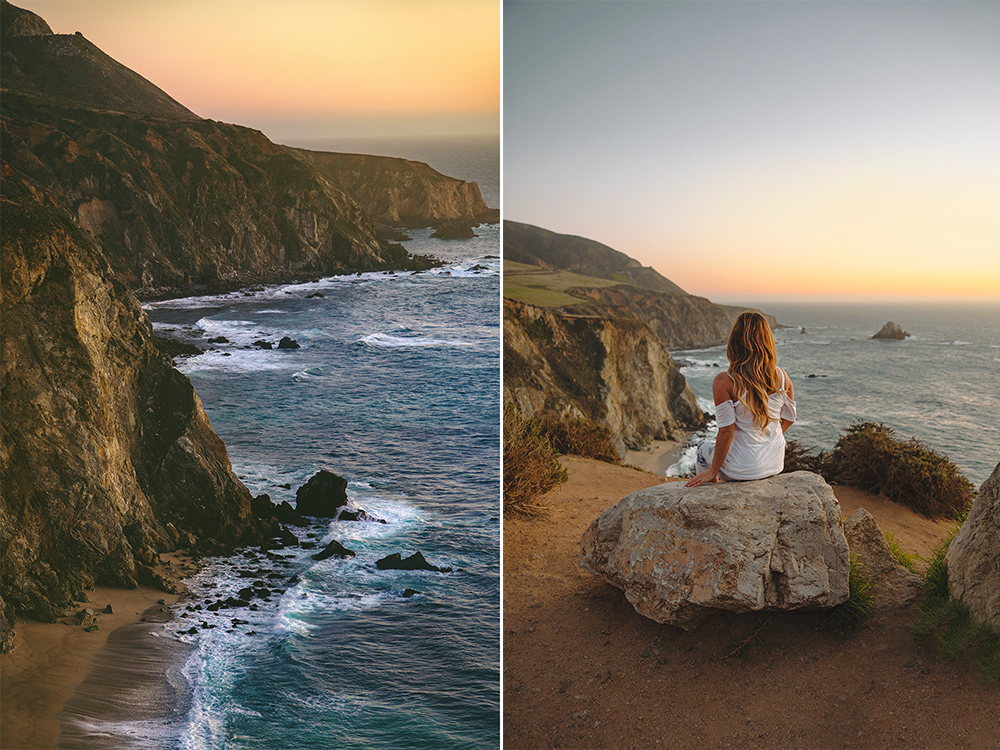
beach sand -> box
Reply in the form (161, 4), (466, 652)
(504, 455), (998, 750)
(624, 438), (686, 477)
(0, 552), (197, 750)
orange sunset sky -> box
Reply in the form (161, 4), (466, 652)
(505, 1), (1000, 302)
(17, 0), (500, 141)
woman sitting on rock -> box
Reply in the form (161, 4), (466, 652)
(686, 311), (796, 486)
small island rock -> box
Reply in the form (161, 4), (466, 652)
(871, 321), (910, 340)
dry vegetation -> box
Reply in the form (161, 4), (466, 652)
(503, 403), (566, 517)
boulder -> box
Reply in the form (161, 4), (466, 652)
(844, 508), (923, 608)
(277, 336), (300, 349)
(337, 507), (388, 524)
(946, 460), (1000, 629)
(312, 539), (357, 561)
(871, 321), (910, 340)
(375, 551), (452, 573)
(295, 470), (349, 517)
(579, 472), (850, 630)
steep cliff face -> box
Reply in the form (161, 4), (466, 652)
(1, 91), (431, 290)
(567, 286), (778, 350)
(293, 149), (499, 229)
(1, 198), (262, 651)
(504, 299), (707, 453)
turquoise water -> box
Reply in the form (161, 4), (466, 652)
(135, 139), (499, 750)
(671, 300), (1000, 488)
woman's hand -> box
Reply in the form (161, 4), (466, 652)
(685, 469), (719, 487)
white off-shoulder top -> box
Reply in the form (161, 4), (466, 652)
(715, 368), (797, 481)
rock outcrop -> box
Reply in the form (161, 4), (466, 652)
(295, 470), (350, 517)
(946, 460), (1000, 629)
(1, 198), (262, 651)
(504, 298), (707, 454)
(871, 321), (910, 340)
(293, 149), (499, 229)
(844, 508), (923, 608)
(579, 472), (850, 630)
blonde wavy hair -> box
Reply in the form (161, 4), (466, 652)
(727, 312), (781, 432)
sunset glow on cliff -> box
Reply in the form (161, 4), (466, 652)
(18, 0), (500, 140)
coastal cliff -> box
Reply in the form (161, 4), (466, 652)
(292, 149), (499, 229)
(504, 299), (707, 453)
(1, 2), (497, 294)
(1, 198), (262, 652)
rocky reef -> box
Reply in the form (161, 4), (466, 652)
(1, 198), (262, 651)
(871, 321), (910, 340)
(504, 299), (707, 455)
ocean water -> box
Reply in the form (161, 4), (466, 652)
(669, 300), (1000, 489)
(122, 139), (499, 750)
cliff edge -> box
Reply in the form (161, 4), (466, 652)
(0, 198), (262, 651)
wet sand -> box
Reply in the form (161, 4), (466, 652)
(0, 553), (197, 750)
(624, 438), (686, 476)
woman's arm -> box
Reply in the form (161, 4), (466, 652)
(779, 367), (795, 434)
(686, 373), (736, 487)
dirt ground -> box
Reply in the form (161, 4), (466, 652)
(503, 456), (999, 750)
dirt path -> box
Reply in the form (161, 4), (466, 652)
(503, 456), (998, 750)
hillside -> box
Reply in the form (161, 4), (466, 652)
(1, 1), (497, 293)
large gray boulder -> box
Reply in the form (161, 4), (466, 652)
(946, 461), (1000, 629)
(844, 508), (923, 608)
(579, 472), (850, 630)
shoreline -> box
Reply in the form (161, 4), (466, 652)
(624, 437), (687, 476)
(0, 552), (197, 750)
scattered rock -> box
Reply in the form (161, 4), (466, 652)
(946, 460), (1000, 629)
(844, 508), (923, 608)
(402, 588), (420, 597)
(431, 220), (476, 239)
(207, 336), (229, 344)
(252, 339), (273, 349)
(295, 470), (349, 517)
(871, 321), (910, 340)
(277, 336), (300, 349)
(375, 551), (452, 573)
(337, 507), (388, 524)
(312, 539), (357, 561)
(103, 604), (114, 614)
(306, 292), (325, 299)
(579, 472), (851, 630)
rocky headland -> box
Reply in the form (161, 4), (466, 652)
(1, 1), (498, 297)
(503, 220), (776, 451)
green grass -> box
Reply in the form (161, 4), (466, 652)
(503, 263), (623, 307)
(814, 554), (877, 635)
(884, 532), (920, 573)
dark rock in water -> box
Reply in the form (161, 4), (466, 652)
(274, 501), (309, 527)
(337, 508), (388, 524)
(153, 335), (202, 357)
(253, 339), (273, 349)
(871, 321), (910, 340)
(295, 470), (349, 517)
(251, 493), (276, 519)
(277, 336), (300, 349)
(402, 589), (419, 597)
(375, 551), (452, 573)
(207, 336), (229, 344)
(431, 220), (476, 239)
(306, 292), (325, 299)
(312, 539), (357, 561)
(800, 327), (807, 334)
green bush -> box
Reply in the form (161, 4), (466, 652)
(503, 403), (567, 517)
(538, 414), (620, 463)
(826, 422), (975, 519)
(783, 422), (974, 520)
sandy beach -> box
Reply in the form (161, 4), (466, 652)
(504, 455), (999, 750)
(0, 552), (198, 750)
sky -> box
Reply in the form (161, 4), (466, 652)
(504, 1), (1000, 302)
(17, 0), (500, 142)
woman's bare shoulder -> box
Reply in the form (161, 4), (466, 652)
(712, 371), (736, 400)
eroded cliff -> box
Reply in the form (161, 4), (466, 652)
(292, 149), (499, 229)
(504, 299), (707, 454)
(0, 198), (262, 651)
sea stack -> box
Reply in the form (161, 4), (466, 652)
(871, 321), (910, 340)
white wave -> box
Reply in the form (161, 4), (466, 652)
(175, 349), (300, 375)
(357, 332), (472, 349)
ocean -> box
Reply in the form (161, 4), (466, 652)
(670, 300), (1000, 489)
(72, 137), (499, 749)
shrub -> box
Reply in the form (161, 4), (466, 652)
(503, 402), (566, 517)
(825, 422), (975, 520)
(782, 439), (829, 475)
(538, 414), (620, 463)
